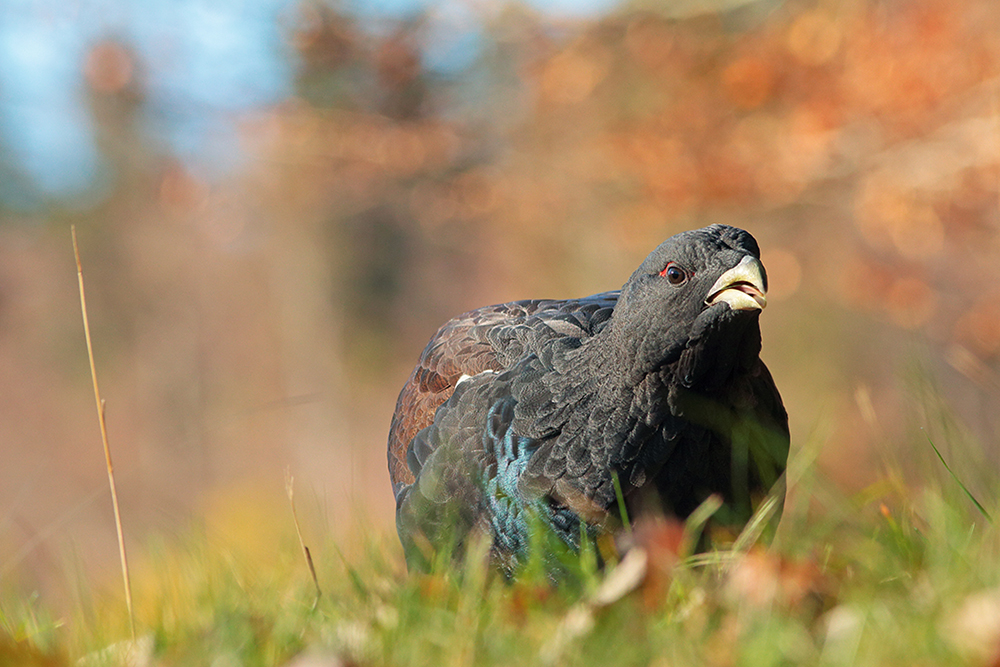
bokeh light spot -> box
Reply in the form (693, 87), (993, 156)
(539, 47), (610, 105)
(722, 56), (774, 110)
(84, 40), (134, 94)
(786, 10), (842, 66)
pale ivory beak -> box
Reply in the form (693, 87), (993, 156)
(705, 255), (767, 311)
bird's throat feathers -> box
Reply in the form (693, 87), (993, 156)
(572, 297), (763, 394)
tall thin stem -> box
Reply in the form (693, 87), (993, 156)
(72, 226), (135, 640)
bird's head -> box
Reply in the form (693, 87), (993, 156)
(610, 225), (769, 372)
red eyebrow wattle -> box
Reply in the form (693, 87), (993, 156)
(659, 262), (691, 277)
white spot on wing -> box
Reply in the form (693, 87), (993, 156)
(456, 370), (495, 387)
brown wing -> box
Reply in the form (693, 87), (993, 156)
(387, 307), (510, 495)
(387, 294), (618, 498)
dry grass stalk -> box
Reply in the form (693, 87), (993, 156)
(286, 468), (322, 606)
(72, 225), (136, 640)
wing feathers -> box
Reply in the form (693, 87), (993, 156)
(388, 293), (618, 497)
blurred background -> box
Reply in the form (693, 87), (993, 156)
(2, 0), (1000, 606)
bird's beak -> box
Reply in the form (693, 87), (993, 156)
(705, 255), (767, 311)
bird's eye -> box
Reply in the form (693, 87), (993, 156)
(659, 263), (688, 285)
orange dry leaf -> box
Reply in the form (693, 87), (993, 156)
(725, 549), (827, 611)
(622, 516), (686, 609)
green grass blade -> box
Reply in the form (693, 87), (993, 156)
(681, 494), (723, 554)
(923, 429), (992, 524)
(611, 471), (631, 534)
(732, 492), (781, 553)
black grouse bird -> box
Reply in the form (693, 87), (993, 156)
(388, 224), (788, 572)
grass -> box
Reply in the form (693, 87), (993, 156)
(2, 450), (999, 667)
(7, 270), (1000, 667)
